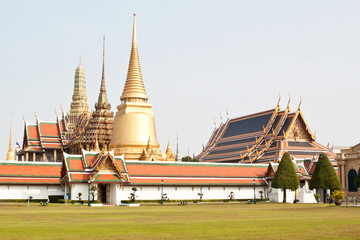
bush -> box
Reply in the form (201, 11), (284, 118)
(331, 190), (345, 201)
(121, 200), (139, 204)
(48, 195), (64, 203)
(314, 194), (320, 203)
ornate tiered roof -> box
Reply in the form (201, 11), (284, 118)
(199, 99), (336, 163)
(18, 112), (68, 154)
(60, 150), (129, 184)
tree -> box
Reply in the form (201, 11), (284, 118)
(271, 152), (300, 203)
(181, 156), (199, 162)
(128, 187), (138, 202)
(354, 167), (360, 189)
(309, 153), (341, 202)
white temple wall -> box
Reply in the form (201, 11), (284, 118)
(70, 183), (89, 201)
(109, 183), (118, 205)
(115, 185), (266, 204)
(0, 185), (63, 200)
(268, 181), (317, 203)
(298, 181), (317, 203)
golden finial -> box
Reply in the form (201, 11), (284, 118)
(94, 135), (100, 152)
(79, 56), (82, 66)
(220, 112), (223, 122)
(34, 111), (38, 120)
(55, 108), (58, 117)
(132, 13), (137, 44)
(298, 96), (302, 111)
(214, 118), (216, 128)
(166, 138), (171, 154)
(22, 114), (26, 121)
(226, 107), (229, 119)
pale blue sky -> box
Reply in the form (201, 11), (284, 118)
(1, 1), (360, 159)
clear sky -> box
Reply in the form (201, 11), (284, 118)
(1, 1), (360, 159)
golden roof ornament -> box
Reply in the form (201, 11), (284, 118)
(94, 136), (100, 152)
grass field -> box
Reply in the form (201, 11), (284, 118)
(0, 202), (359, 240)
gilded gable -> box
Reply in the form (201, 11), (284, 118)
(98, 157), (117, 172)
(287, 118), (311, 141)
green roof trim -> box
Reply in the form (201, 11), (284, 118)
(0, 162), (61, 167)
(125, 162), (268, 168)
(0, 174), (59, 178)
(128, 183), (267, 186)
(130, 174), (264, 178)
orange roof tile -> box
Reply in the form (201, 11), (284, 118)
(0, 163), (61, 177)
(39, 123), (60, 137)
(126, 162), (268, 178)
(130, 177), (266, 185)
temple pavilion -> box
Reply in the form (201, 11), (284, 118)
(199, 99), (336, 164)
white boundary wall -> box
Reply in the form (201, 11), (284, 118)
(268, 180), (317, 203)
(0, 185), (64, 200)
(111, 185), (267, 206)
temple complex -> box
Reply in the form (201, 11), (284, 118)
(199, 98), (336, 164)
(109, 14), (174, 161)
(1, 14), (338, 204)
(65, 37), (114, 154)
(66, 57), (90, 140)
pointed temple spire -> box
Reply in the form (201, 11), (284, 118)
(6, 113), (15, 161)
(70, 56), (89, 113)
(97, 36), (109, 105)
(120, 13), (148, 101)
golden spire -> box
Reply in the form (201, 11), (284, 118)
(120, 13), (148, 101)
(6, 113), (15, 161)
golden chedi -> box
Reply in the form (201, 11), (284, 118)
(110, 14), (174, 161)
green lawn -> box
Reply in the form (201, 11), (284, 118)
(0, 202), (359, 239)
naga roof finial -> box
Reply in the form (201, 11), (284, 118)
(287, 94), (291, 110)
(277, 92), (281, 108)
(298, 96), (302, 111)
